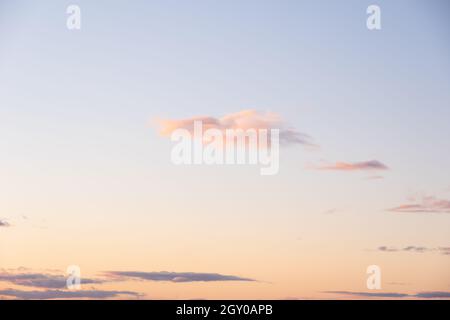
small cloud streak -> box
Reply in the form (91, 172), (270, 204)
(105, 271), (256, 283)
(313, 160), (388, 172)
(322, 208), (338, 215)
(364, 175), (384, 180)
(388, 196), (450, 214)
(325, 291), (450, 299)
(377, 246), (399, 252)
(0, 219), (10, 227)
(403, 246), (430, 253)
(154, 109), (316, 147)
(376, 246), (450, 256)
(0, 289), (139, 300)
(325, 291), (409, 298)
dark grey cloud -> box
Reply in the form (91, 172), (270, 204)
(388, 196), (450, 213)
(326, 291), (450, 299)
(376, 246), (450, 255)
(0, 289), (138, 300)
(414, 292), (450, 298)
(1, 269), (256, 290)
(105, 271), (256, 283)
(0, 219), (10, 227)
(0, 271), (103, 289)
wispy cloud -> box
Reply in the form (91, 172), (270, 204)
(325, 291), (450, 299)
(322, 208), (339, 215)
(364, 175), (384, 180)
(388, 196), (450, 213)
(0, 219), (10, 227)
(402, 246), (431, 253)
(154, 109), (316, 147)
(376, 246), (450, 256)
(0, 289), (139, 300)
(377, 246), (399, 252)
(0, 270), (103, 289)
(105, 271), (256, 283)
(312, 160), (388, 172)
(325, 291), (409, 298)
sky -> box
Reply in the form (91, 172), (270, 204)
(0, 0), (449, 299)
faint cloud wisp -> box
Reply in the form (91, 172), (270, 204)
(388, 196), (450, 214)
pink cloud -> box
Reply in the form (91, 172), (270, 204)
(154, 109), (316, 147)
(313, 160), (388, 172)
(388, 196), (450, 214)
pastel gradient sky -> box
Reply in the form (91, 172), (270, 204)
(0, 0), (449, 299)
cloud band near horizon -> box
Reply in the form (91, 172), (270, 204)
(105, 271), (256, 283)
